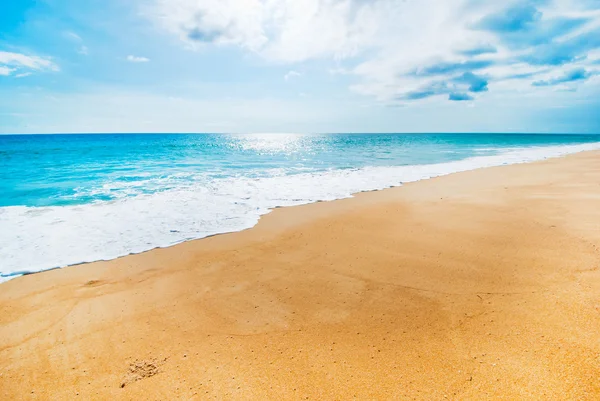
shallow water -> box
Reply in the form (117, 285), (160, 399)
(1, 133), (599, 280)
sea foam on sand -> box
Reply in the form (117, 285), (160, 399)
(1, 142), (599, 281)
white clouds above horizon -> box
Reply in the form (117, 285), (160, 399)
(0, 51), (59, 78)
(0, 66), (16, 76)
(63, 31), (90, 56)
(2, 0), (600, 134)
(147, 0), (600, 103)
(284, 70), (301, 81)
(63, 31), (83, 42)
(127, 55), (150, 63)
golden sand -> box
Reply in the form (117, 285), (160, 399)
(1, 151), (599, 400)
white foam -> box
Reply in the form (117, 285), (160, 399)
(1, 142), (599, 282)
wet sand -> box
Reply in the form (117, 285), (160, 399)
(1, 151), (599, 400)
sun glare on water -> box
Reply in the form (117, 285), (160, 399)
(227, 133), (317, 154)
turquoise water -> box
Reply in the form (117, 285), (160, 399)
(1, 133), (599, 280)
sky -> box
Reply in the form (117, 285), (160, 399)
(0, 0), (599, 134)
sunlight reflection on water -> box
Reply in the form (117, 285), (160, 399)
(227, 133), (319, 154)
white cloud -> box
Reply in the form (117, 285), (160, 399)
(148, 0), (268, 51)
(284, 70), (301, 81)
(147, 0), (386, 61)
(63, 31), (90, 55)
(0, 66), (15, 76)
(143, 0), (600, 103)
(127, 55), (150, 63)
(0, 51), (59, 70)
(64, 31), (83, 42)
(0, 51), (59, 77)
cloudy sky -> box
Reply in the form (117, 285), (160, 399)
(1, 0), (599, 133)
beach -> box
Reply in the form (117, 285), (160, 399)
(1, 150), (599, 400)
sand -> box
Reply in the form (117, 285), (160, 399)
(1, 151), (599, 400)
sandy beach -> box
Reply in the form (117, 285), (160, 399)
(1, 151), (599, 400)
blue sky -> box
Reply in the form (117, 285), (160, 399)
(1, 0), (599, 133)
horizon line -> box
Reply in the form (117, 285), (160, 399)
(1, 132), (600, 136)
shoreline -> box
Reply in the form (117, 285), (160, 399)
(1, 150), (600, 399)
(2, 143), (600, 283)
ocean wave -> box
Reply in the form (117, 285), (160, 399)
(1, 142), (599, 282)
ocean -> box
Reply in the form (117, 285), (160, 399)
(1, 133), (599, 281)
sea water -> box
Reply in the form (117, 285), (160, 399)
(1, 133), (599, 281)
